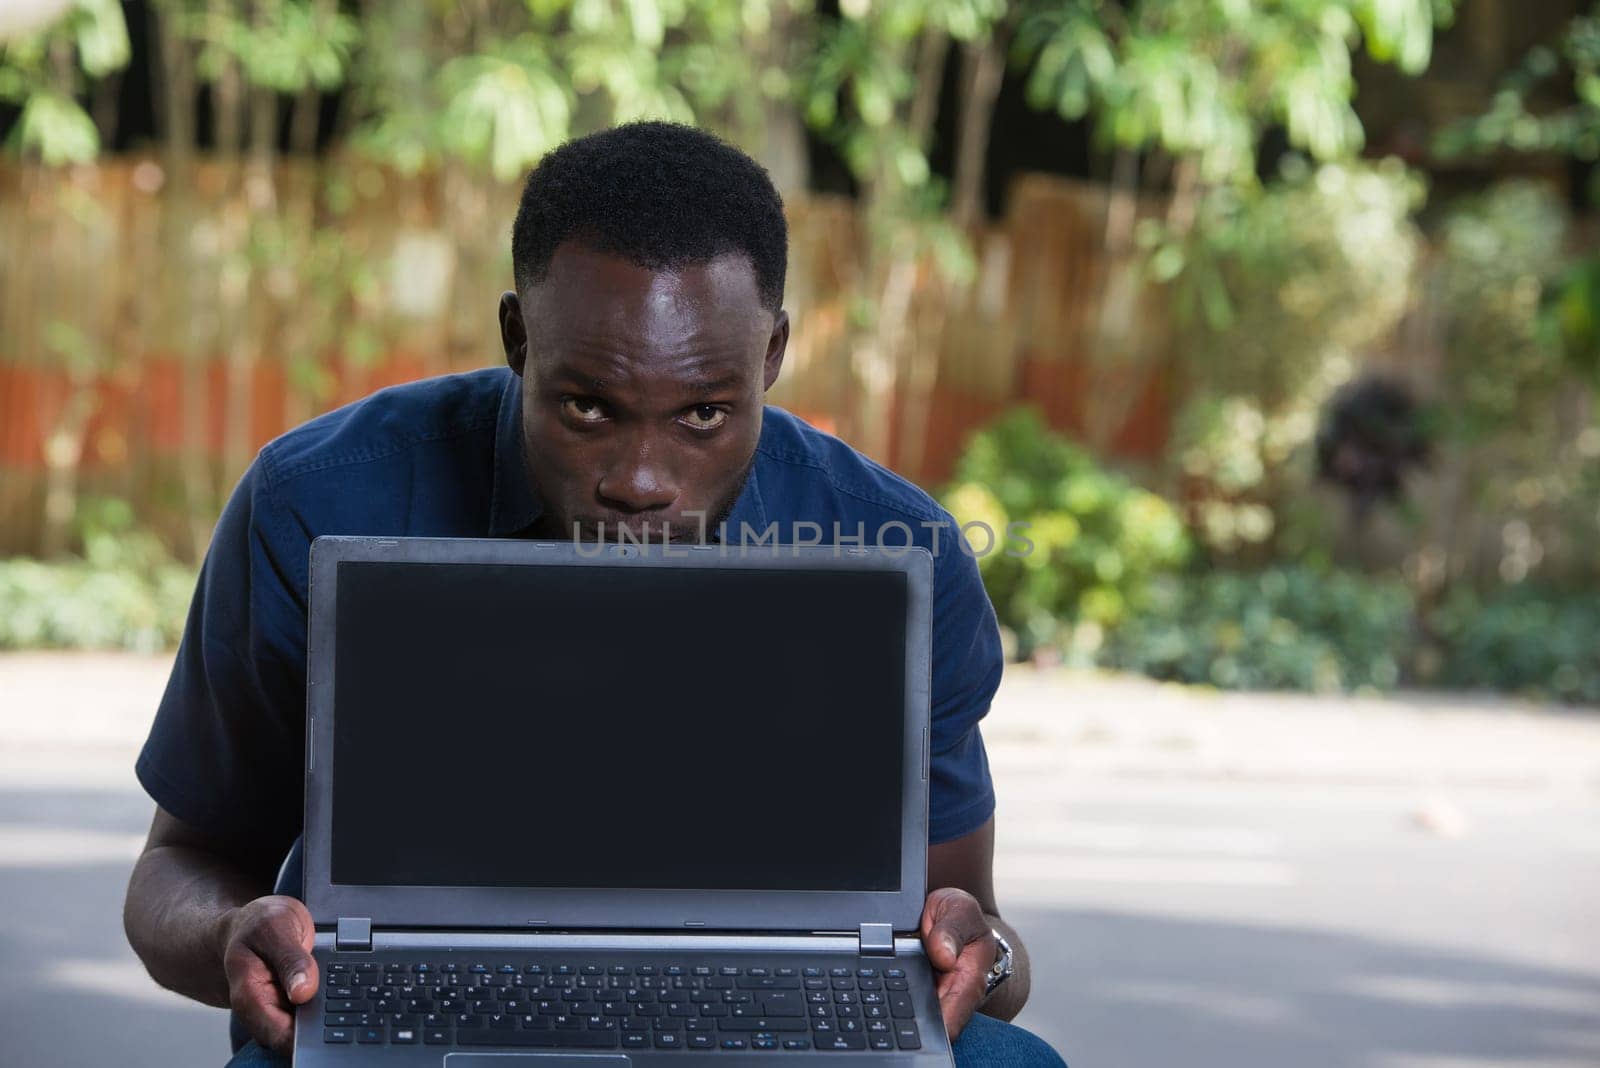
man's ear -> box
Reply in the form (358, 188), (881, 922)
(500, 291), (528, 376)
(762, 310), (790, 392)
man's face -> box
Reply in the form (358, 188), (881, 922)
(499, 242), (789, 542)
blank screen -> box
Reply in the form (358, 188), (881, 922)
(330, 560), (906, 891)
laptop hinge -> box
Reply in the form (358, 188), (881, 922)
(336, 917), (373, 952)
(857, 923), (895, 957)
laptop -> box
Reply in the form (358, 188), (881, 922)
(294, 535), (951, 1066)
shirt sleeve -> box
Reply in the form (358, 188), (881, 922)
(926, 524), (1005, 845)
(135, 458), (309, 864)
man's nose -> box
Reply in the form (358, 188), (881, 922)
(596, 446), (678, 513)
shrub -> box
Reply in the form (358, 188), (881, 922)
(1100, 566), (1415, 693)
(1429, 584), (1600, 704)
(0, 500), (195, 652)
(942, 409), (1190, 657)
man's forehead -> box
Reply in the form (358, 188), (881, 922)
(526, 243), (765, 322)
(523, 246), (770, 383)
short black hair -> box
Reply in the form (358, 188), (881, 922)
(511, 122), (788, 311)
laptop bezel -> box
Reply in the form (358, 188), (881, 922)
(301, 535), (933, 934)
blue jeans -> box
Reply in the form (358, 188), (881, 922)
(226, 1013), (1066, 1067)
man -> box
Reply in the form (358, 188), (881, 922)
(123, 122), (1065, 1067)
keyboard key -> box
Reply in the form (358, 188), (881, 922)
(889, 994), (915, 1018)
(459, 1029), (619, 1048)
(654, 1032), (683, 1048)
(816, 1033), (866, 1050)
(871, 1035), (895, 1050)
(721, 1039), (747, 1050)
(783, 1038), (811, 1050)
(718, 1018), (809, 1032)
(424, 1028), (451, 1044)
(391, 1028), (417, 1044)
(895, 1022), (922, 1050)
(323, 1028), (352, 1044)
(357, 1028), (384, 1044)
(689, 1033), (716, 1048)
(623, 1033), (649, 1049)
(760, 992), (806, 1016)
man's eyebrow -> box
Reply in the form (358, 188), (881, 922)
(544, 365), (745, 396)
(680, 375), (744, 395)
(545, 366), (612, 393)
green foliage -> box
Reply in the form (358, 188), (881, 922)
(0, 500), (195, 653)
(1167, 159), (1423, 554)
(1429, 584), (1600, 704)
(189, 0), (358, 93)
(1101, 566), (1414, 692)
(942, 409), (1190, 656)
(1014, 0), (1453, 188)
(1436, 2), (1600, 168)
(1436, 181), (1569, 437)
(438, 43), (575, 181)
(0, 0), (128, 163)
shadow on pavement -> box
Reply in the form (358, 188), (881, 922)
(1013, 905), (1600, 1068)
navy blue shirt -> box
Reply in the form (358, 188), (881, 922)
(136, 367), (1004, 879)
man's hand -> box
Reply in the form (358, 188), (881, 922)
(219, 895), (319, 1055)
(918, 886), (997, 1041)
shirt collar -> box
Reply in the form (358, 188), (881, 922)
(718, 422), (771, 540)
(488, 371), (545, 537)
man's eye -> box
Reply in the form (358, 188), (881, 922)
(682, 405), (728, 431)
(562, 397), (608, 423)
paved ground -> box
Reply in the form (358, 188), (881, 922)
(2, 652), (1598, 1067)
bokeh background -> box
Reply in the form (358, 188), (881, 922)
(1, 0), (1598, 1066)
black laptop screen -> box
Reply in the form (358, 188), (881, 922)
(329, 559), (907, 892)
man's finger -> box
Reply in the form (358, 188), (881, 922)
(243, 899), (319, 1003)
(228, 953), (297, 1054)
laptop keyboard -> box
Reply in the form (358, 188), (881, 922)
(319, 958), (924, 1052)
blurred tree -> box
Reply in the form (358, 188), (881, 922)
(0, 0), (128, 557)
(1013, 0), (1454, 451)
(0, 0), (126, 165)
(799, 0), (1004, 460)
(1433, 8), (1600, 592)
(1435, 2), (1600, 185)
(1168, 159), (1424, 560)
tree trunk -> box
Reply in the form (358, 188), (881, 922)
(951, 38), (1004, 231)
(1083, 147), (1144, 451)
(154, 0), (215, 560)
